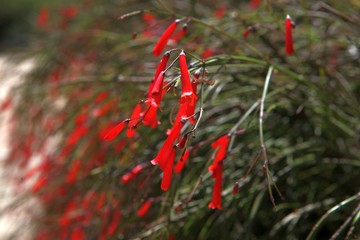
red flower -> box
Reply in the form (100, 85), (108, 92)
(208, 135), (230, 173)
(31, 176), (48, 193)
(179, 51), (195, 103)
(148, 52), (170, 98)
(249, 0), (261, 9)
(174, 149), (190, 174)
(121, 164), (144, 184)
(126, 103), (143, 138)
(285, 14), (295, 55)
(107, 210), (121, 236)
(161, 148), (176, 191)
(152, 121), (183, 170)
(66, 159), (82, 183)
(153, 20), (179, 56)
(70, 227), (85, 240)
(137, 200), (152, 217)
(142, 98), (159, 128)
(243, 26), (254, 38)
(37, 7), (49, 28)
(208, 164), (223, 210)
(215, 6), (227, 19)
(103, 120), (127, 141)
(170, 24), (188, 43)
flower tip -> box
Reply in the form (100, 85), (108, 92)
(286, 14), (291, 19)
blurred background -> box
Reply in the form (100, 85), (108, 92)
(0, 0), (359, 239)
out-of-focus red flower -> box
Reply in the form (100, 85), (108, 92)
(215, 6), (227, 19)
(137, 200), (152, 217)
(121, 164), (144, 184)
(201, 49), (214, 59)
(37, 7), (49, 28)
(243, 26), (254, 38)
(153, 20), (179, 56)
(285, 14), (295, 55)
(70, 227), (85, 240)
(249, 0), (261, 9)
(59, 6), (78, 20)
(107, 210), (121, 236)
(31, 176), (48, 193)
(208, 164), (223, 210)
(66, 159), (82, 183)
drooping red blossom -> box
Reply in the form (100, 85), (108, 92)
(121, 164), (144, 184)
(147, 52), (170, 97)
(151, 71), (165, 96)
(137, 200), (152, 217)
(179, 51), (195, 103)
(37, 7), (49, 28)
(59, 6), (78, 20)
(142, 12), (155, 22)
(0, 97), (12, 111)
(66, 159), (82, 183)
(215, 6), (227, 19)
(142, 98), (159, 128)
(94, 91), (109, 103)
(161, 148), (176, 191)
(170, 24), (188, 43)
(243, 26), (254, 38)
(208, 164), (223, 210)
(202, 49), (214, 58)
(126, 103), (143, 138)
(70, 227), (85, 240)
(66, 125), (88, 146)
(208, 135), (230, 173)
(249, 0), (261, 9)
(152, 121), (183, 170)
(103, 120), (127, 141)
(232, 182), (239, 195)
(92, 98), (117, 117)
(153, 20), (179, 56)
(174, 149), (190, 173)
(107, 210), (121, 236)
(31, 176), (48, 193)
(285, 14), (295, 55)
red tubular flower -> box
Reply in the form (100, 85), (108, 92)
(70, 227), (85, 240)
(37, 7), (49, 28)
(31, 176), (48, 193)
(126, 103), (143, 138)
(142, 98), (159, 128)
(285, 14), (295, 55)
(107, 210), (121, 236)
(208, 135), (230, 173)
(208, 164), (223, 210)
(103, 120), (127, 141)
(174, 149), (190, 174)
(66, 159), (82, 183)
(152, 121), (183, 170)
(170, 24), (187, 43)
(137, 200), (152, 217)
(161, 148), (176, 191)
(249, 0), (261, 9)
(243, 26), (253, 38)
(153, 20), (179, 56)
(151, 71), (165, 96)
(179, 51), (194, 103)
(148, 52), (170, 97)
(121, 164), (144, 184)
